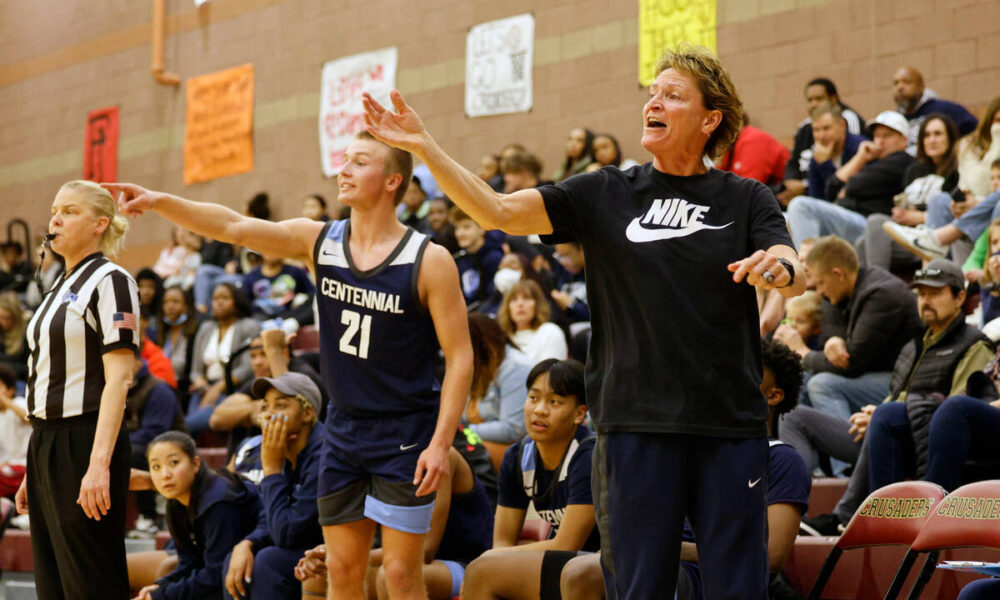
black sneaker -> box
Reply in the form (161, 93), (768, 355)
(800, 513), (844, 536)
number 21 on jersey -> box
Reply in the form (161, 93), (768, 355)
(339, 309), (371, 359)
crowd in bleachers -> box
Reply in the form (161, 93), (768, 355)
(3, 63), (1000, 599)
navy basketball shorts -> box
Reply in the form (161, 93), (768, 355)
(593, 432), (769, 600)
(317, 407), (437, 533)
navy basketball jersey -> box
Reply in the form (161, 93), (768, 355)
(313, 220), (441, 415)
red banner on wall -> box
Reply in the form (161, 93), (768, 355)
(83, 106), (119, 183)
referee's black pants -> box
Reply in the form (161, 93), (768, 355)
(27, 413), (131, 600)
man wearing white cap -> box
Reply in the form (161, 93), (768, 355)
(787, 111), (914, 248)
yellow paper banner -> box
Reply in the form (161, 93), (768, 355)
(184, 63), (254, 185)
(638, 0), (717, 87)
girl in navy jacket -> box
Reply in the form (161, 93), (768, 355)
(134, 432), (261, 600)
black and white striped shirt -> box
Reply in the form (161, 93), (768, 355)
(26, 252), (139, 420)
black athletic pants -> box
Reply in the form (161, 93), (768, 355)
(27, 413), (131, 600)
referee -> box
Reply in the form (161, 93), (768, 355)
(14, 180), (138, 600)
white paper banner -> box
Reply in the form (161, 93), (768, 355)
(319, 47), (398, 176)
(465, 13), (534, 118)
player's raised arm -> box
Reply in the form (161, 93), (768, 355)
(102, 182), (321, 264)
(363, 90), (552, 236)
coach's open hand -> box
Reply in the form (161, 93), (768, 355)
(101, 182), (160, 218)
(362, 90), (430, 155)
(728, 250), (790, 290)
(413, 443), (448, 497)
(77, 463), (111, 520)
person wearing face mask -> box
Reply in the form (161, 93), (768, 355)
(154, 286), (202, 403)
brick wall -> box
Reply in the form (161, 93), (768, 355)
(0, 0), (996, 271)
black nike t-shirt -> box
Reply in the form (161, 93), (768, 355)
(538, 163), (792, 437)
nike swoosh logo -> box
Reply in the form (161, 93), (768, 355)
(625, 217), (733, 243)
(399, 443), (419, 451)
(748, 477), (762, 488)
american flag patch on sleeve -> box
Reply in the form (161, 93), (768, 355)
(112, 312), (138, 330)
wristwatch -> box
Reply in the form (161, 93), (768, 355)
(776, 258), (795, 288)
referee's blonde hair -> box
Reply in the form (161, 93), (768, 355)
(655, 44), (744, 162)
(59, 180), (129, 257)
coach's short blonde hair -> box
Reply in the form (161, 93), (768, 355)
(654, 44), (744, 161)
(59, 180), (129, 257)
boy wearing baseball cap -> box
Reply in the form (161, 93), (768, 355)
(224, 372), (327, 600)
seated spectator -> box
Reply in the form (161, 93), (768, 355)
(0, 292), (28, 382)
(585, 133), (639, 172)
(133, 432), (261, 600)
(452, 207), (504, 310)
(126, 350), (185, 538)
(0, 241), (34, 294)
(137, 267), (165, 322)
(153, 226), (187, 280)
(715, 119), (790, 188)
(893, 66), (978, 151)
(787, 111), (914, 248)
(477, 153), (504, 192)
(242, 254), (314, 326)
(780, 77), (866, 206)
(23, 247), (61, 310)
(223, 373), (325, 600)
(301, 194), (329, 222)
(551, 242), (589, 324)
(777, 290), (823, 352)
(163, 230), (203, 291)
(561, 339), (810, 600)
(866, 262), (994, 492)
(554, 128), (594, 181)
(502, 150), (549, 194)
(797, 260), (991, 535)
(139, 314), (177, 389)
(293, 439), (495, 600)
(498, 280), (569, 363)
(154, 286), (201, 398)
(884, 158), (1000, 262)
(0, 365), (29, 499)
(210, 329), (324, 457)
(780, 236), (920, 419)
(426, 196), (459, 254)
(804, 103), (866, 201)
(957, 97), (1000, 199)
(462, 359), (599, 600)
(464, 314), (532, 446)
(397, 175), (431, 231)
(186, 283), (261, 437)
(862, 114), (960, 271)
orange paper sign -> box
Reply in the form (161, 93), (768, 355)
(184, 64), (254, 185)
(84, 106), (119, 183)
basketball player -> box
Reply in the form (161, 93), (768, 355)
(104, 131), (473, 600)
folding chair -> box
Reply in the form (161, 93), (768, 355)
(884, 480), (1000, 600)
(807, 481), (946, 600)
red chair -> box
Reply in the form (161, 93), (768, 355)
(884, 480), (1000, 600)
(291, 324), (320, 356)
(807, 481), (946, 600)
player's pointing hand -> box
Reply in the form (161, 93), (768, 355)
(101, 182), (159, 218)
(362, 90), (430, 155)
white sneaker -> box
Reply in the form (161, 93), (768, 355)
(127, 515), (159, 539)
(882, 222), (948, 261)
(9, 513), (29, 530)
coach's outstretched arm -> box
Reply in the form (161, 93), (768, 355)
(102, 183), (322, 264)
(363, 90), (552, 236)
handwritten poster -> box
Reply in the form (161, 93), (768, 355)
(183, 63), (254, 185)
(319, 47), (398, 177)
(638, 0), (716, 86)
(465, 13), (534, 118)
(83, 106), (119, 183)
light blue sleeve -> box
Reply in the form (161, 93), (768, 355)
(468, 356), (530, 444)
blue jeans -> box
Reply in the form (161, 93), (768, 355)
(787, 196), (867, 249)
(807, 370), (891, 476)
(185, 392), (226, 438)
(927, 189), (1000, 240)
(866, 402), (913, 492)
(958, 579), (1000, 600)
(926, 395), (1000, 491)
(193, 264), (244, 313)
